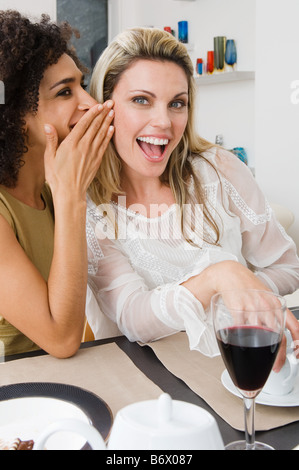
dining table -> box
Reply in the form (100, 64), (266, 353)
(1, 307), (298, 452)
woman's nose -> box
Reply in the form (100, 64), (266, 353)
(151, 105), (171, 129)
(78, 89), (98, 111)
(77, 103), (94, 111)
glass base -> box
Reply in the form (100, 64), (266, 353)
(225, 440), (274, 450)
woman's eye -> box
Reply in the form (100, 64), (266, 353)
(170, 100), (186, 109)
(132, 96), (148, 105)
(56, 87), (72, 97)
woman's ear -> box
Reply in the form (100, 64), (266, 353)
(22, 113), (36, 147)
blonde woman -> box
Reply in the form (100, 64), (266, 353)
(86, 28), (299, 365)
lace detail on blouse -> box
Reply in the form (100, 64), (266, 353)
(86, 215), (104, 275)
(204, 182), (218, 215)
(223, 178), (272, 225)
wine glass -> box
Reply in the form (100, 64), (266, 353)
(211, 289), (286, 450)
(225, 39), (237, 71)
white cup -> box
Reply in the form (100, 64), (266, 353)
(263, 330), (299, 396)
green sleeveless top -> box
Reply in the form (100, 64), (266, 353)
(0, 185), (54, 357)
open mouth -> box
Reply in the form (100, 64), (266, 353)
(137, 136), (169, 161)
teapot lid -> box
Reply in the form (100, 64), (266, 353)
(119, 393), (215, 433)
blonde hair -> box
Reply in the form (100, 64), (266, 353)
(89, 27), (219, 244)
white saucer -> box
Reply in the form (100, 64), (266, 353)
(221, 369), (299, 407)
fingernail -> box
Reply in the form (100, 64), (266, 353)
(108, 109), (114, 117)
(105, 100), (114, 109)
(97, 104), (103, 111)
(44, 124), (52, 134)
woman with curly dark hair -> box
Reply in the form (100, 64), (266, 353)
(0, 10), (114, 357)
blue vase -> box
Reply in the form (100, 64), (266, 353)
(231, 147), (248, 165)
(225, 39), (237, 69)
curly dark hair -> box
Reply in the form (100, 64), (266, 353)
(0, 10), (86, 187)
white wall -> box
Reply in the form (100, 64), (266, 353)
(0, 0), (56, 19)
(255, 0), (299, 248)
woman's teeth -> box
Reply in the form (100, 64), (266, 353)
(137, 136), (169, 145)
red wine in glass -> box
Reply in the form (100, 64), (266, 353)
(216, 326), (281, 393)
(212, 289), (286, 450)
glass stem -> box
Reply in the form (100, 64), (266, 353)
(243, 397), (255, 450)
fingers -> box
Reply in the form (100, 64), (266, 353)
(76, 102), (114, 179)
(273, 309), (299, 372)
(87, 102), (114, 150)
(68, 103), (104, 142)
(90, 115), (114, 157)
(94, 124), (114, 155)
(68, 101), (114, 145)
(44, 101), (114, 196)
(44, 124), (58, 157)
(273, 334), (287, 372)
(80, 123), (114, 188)
(43, 124), (59, 182)
(286, 308), (299, 360)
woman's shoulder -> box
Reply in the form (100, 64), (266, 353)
(0, 187), (14, 227)
(190, 147), (253, 183)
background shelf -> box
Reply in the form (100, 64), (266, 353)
(195, 71), (255, 85)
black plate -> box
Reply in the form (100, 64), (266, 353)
(0, 382), (113, 446)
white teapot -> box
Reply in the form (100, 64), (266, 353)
(34, 393), (224, 450)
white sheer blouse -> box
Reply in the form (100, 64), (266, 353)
(86, 148), (299, 355)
